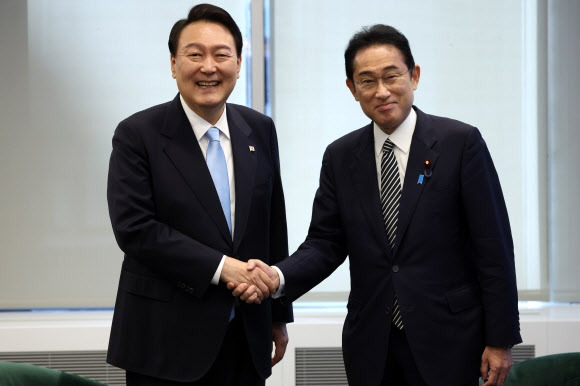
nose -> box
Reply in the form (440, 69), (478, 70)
(201, 56), (217, 73)
(375, 80), (391, 99)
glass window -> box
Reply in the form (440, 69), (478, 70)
(0, 0), (252, 309)
(268, 0), (546, 300)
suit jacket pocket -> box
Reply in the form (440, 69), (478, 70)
(446, 283), (481, 313)
(120, 270), (174, 302)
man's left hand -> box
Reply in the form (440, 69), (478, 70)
(480, 346), (513, 386)
(271, 322), (289, 366)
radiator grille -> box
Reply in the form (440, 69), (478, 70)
(295, 347), (347, 385)
(512, 344), (535, 362)
(0, 351), (125, 385)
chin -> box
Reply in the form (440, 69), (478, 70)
(196, 98), (224, 107)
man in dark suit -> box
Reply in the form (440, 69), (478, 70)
(106, 4), (292, 385)
(234, 24), (521, 386)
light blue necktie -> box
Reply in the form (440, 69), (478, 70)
(205, 127), (232, 235)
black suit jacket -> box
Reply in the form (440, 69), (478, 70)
(277, 106), (521, 386)
(106, 95), (293, 382)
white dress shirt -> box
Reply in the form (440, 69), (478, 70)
(373, 108), (417, 189)
(179, 95), (235, 285)
(274, 108), (417, 298)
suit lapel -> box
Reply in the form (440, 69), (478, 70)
(393, 107), (439, 254)
(160, 95), (233, 244)
(351, 124), (392, 256)
(227, 105), (257, 251)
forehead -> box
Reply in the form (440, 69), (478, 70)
(178, 21), (235, 50)
(353, 44), (406, 74)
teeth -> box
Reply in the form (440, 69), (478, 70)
(198, 81), (219, 87)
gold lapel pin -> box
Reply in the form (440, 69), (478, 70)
(424, 159), (432, 177)
(249, 146), (255, 152)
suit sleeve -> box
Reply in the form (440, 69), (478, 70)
(107, 120), (222, 298)
(460, 127), (522, 347)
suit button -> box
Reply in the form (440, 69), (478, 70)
(392, 265), (399, 273)
(386, 307), (391, 315)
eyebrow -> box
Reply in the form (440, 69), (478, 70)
(357, 65), (402, 76)
(180, 42), (234, 53)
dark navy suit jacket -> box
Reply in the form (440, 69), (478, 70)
(106, 94), (292, 382)
(277, 106), (521, 386)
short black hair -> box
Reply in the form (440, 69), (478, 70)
(168, 3), (243, 58)
(344, 24), (415, 81)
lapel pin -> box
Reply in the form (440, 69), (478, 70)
(424, 159), (432, 178)
(249, 146), (255, 152)
(417, 174), (424, 184)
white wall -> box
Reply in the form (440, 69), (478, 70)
(548, 0), (580, 302)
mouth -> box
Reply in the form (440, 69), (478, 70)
(376, 101), (396, 110)
(197, 81), (220, 88)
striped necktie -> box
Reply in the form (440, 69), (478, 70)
(381, 138), (404, 329)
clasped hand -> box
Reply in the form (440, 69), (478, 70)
(221, 258), (279, 304)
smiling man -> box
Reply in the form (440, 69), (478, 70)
(106, 4), (292, 386)
(233, 24), (522, 386)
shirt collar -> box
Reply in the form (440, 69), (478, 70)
(373, 107), (416, 156)
(179, 94), (231, 141)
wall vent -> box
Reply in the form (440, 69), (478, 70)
(512, 344), (536, 362)
(0, 351), (125, 385)
(295, 347), (347, 385)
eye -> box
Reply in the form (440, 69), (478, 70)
(383, 73), (404, 85)
(215, 52), (233, 60)
(359, 79), (375, 85)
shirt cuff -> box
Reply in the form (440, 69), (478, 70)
(272, 266), (286, 298)
(211, 255), (226, 285)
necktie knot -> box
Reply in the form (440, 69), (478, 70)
(382, 138), (395, 153)
(206, 127), (220, 142)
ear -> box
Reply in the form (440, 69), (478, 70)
(411, 65), (421, 90)
(236, 55), (242, 78)
(346, 78), (359, 101)
(170, 55), (177, 79)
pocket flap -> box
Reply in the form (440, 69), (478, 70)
(120, 270), (173, 302)
(446, 284), (481, 313)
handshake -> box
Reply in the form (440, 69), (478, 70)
(220, 257), (280, 304)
